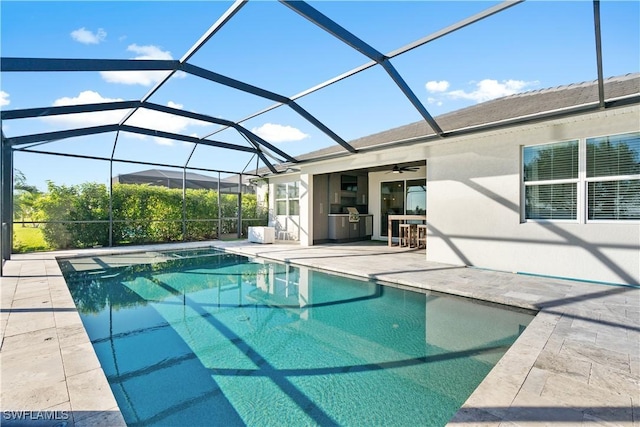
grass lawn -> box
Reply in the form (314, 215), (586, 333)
(13, 226), (50, 253)
(11, 228), (252, 253)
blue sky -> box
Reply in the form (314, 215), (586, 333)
(1, 0), (639, 190)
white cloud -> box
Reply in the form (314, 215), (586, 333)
(447, 79), (538, 103)
(251, 123), (309, 143)
(71, 27), (107, 44)
(427, 97), (442, 106)
(0, 91), (10, 107)
(52, 90), (121, 107)
(100, 44), (183, 86)
(41, 90), (125, 127)
(152, 136), (175, 146)
(41, 91), (211, 146)
(127, 44), (173, 60)
(425, 80), (450, 93)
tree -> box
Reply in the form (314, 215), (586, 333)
(35, 181), (78, 249)
(13, 169), (41, 227)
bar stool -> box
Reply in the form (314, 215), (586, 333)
(399, 223), (412, 247)
(416, 224), (427, 249)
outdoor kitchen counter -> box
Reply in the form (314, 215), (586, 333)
(327, 214), (373, 242)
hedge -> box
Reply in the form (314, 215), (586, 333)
(35, 182), (268, 249)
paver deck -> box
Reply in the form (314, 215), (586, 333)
(1, 240), (638, 426)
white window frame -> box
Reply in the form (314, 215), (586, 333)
(584, 131), (640, 224)
(275, 181), (299, 216)
(522, 132), (640, 224)
(522, 139), (580, 223)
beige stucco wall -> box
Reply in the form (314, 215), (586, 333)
(425, 106), (639, 285)
(269, 105), (639, 285)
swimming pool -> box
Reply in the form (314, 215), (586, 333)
(59, 248), (534, 426)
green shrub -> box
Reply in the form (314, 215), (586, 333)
(32, 181), (267, 250)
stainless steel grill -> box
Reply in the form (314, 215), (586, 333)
(346, 207), (360, 223)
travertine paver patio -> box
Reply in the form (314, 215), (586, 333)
(1, 240), (638, 426)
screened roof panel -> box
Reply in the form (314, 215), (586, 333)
(240, 101), (333, 158)
(0, 1), (221, 119)
(186, 143), (263, 176)
(389, 1), (600, 118)
(199, 127), (257, 152)
(1, 0), (638, 189)
(295, 64), (424, 145)
(12, 132), (117, 158)
(111, 132), (197, 167)
(186, 127), (268, 173)
(306, 1), (503, 54)
(7, 110), (126, 139)
(0, 1), (225, 59)
(138, 67), (281, 128)
(14, 151), (111, 189)
(0, 71), (150, 112)
(599, 1), (640, 78)
(124, 108), (218, 138)
(187, 1), (368, 97)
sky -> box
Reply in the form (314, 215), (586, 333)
(1, 0), (639, 191)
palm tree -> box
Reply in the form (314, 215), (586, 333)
(14, 170), (41, 227)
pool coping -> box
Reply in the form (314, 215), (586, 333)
(1, 240), (638, 426)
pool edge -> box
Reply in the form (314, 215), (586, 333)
(3, 240), (637, 426)
(1, 252), (127, 426)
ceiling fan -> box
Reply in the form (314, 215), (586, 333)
(389, 164), (420, 174)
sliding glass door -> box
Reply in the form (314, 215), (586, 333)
(381, 181), (405, 237)
(406, 179), (426, 215)
(380, 179), (426, 236)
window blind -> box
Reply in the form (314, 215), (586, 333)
(524, 140), (578, 182)
(525, 183), (577, 220)
(586, 132), (640, 221)
(587, 132), (640, 178)
(523, 133), (639, 222)
(588, 180), (640, 220)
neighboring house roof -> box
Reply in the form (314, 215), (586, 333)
(117, 169), (219, 182)
(220, 173), (259, 186)
(289, 73), (640, 165)
(114, 168), (254, 192)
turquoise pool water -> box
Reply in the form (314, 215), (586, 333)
(60, 248), (534, 427)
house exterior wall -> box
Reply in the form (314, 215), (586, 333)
(425, 105), (639, 285)
(268, 104), (639, 285)
(255, 180), (269, 208)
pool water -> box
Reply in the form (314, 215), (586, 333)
(59, 248), (534, 427)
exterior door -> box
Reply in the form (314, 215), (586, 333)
(380, 181), (404, 237)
